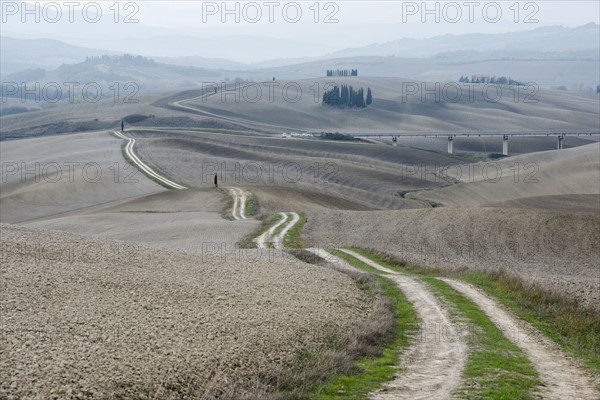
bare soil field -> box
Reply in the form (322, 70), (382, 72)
(0, 93), (180, 137)
(303, 207), (600, 310)
(249, 186), (373, 213)
(488, 194), (600, 214)
(4, 129), (597, 305)
(131, 128), (466, 210)
(24, 210), (258, 254)
(21, 187), (259, 253)
(0, 131), (165, 224)
(0, 224), (371, 399)
(1, 131), (259, 252)
(416, 142), (600, 211)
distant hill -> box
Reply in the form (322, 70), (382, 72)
(0, 36), (252, 78)
(328, 24), (600, 59)
(0, 37), (119, 76)
(251, 55), (600, 90)
(248, 24), (600, 89)
(178, 76), (600, 133)
(3, 55), (229, 100)
(153, 56), (250, 71)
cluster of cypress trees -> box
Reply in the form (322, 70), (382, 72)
(322, 85), (373, 108)
(326, 69), (358, 77)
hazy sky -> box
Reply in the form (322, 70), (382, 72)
(4, 1), (599, 61)
(138, 1), (599, 31)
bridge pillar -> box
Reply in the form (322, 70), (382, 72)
(557, 134), (564, 150)
(447, 136), (454, 154)
(502, 134), (509, 156)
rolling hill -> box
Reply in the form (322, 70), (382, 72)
(179, 77), (600, 133)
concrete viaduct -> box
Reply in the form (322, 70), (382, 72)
(353, 131), (600, 155)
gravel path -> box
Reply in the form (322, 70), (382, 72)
(335, 249), (469, 400)
(441, 278), (600, 400)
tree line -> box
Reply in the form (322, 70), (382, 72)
(322, 85), (372, 108)
(459, 75), (524, 85)
(84, 54), (156, 67)
(326, 69), (359, 77)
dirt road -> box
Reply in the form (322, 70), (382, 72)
(229, 187), (248, 220)
(442, 278), (600, 400)
(114, 130), (187, 190)
(254, 212), (300, 249)
(337, 249), (468, 400)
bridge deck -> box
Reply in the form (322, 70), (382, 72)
(354, 131), (600, 138)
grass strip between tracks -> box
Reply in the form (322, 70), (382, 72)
(283, 212), (307, 249)
(423, 277), (540, 399)
(244, 194), (257, 217)
(238, 213), (283, 249)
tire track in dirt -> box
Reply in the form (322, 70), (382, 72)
(229, 187), (248, 220)
(113, 130), (187, 190)
(254, 212), (300, 249)
(272, 212), (299, 249)
(227, 188), (299, 248)
(255, 212), (288, 248)
(441, 278), (600, 400)
(332, 249), (469, 400)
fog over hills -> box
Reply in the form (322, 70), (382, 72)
(329, 23), (600, 58)
(0, 37), (120, 76)
(3, 23), (599, 90)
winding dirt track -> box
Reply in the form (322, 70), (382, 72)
(229, 187), (248, 220)
(273, 212), (300, 248)
(336, 249), (468, 400)
(255, 212), (287, 248)
(227, 184), (302, 249)
(254, 212), (300, 249)
(441, 278), (600, 400)
(114, 130), (187, 190)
